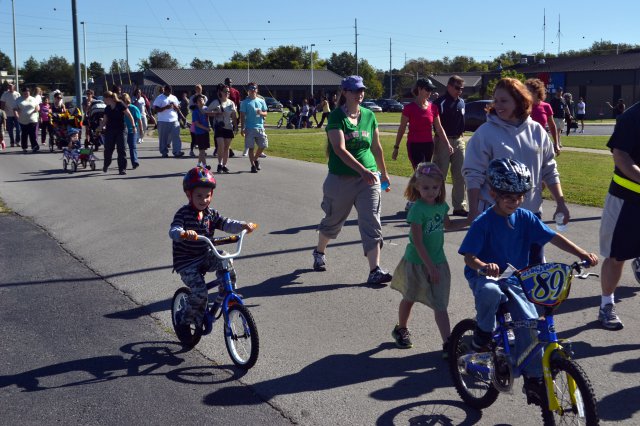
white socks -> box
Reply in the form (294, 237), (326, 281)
(601, 294), (614, 308)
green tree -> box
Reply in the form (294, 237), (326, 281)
(21, 56), (40, 84)
(326, 51), (356, 77)
(262, 45), (305, 69)
(485, 69), (526, 97)
(0, 49), (13, 73)
(190, 58), (215, 69)
(138, 49), (180, 69)
(109, 59), (129, 74)
(88, 61), (105, 79)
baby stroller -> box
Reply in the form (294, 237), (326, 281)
(61, 128), (99, 173)
(276, 110), (299, 129)
(87, 99), (106, 151)
(50, 109), (84, 152)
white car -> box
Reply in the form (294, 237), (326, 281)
(362, 101), (382, 112)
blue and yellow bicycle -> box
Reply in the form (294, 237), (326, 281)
(448, 260), (599, 425)
(171, 230), (259, 369)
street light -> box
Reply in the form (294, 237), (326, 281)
(81, 21), (87, 93)
(11, 0), (19, 91)
(310, 43), (315, 99)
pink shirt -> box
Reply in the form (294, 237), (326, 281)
(530, 101), (554, 129)
(402, 101), (439, 143)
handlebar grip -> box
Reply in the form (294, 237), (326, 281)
(212, 235), (240, 246)
(179, 231), (199, 241)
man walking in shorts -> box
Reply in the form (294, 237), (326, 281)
(549, 88), (567, 148)
(598, 101), (640, 330)
(239, 83), (268, 173)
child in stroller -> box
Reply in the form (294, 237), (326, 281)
(62, 128), (99, 173)
(86, 98), (106, 151)
(50, 108), (84, 151)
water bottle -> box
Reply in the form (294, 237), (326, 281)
(555, 213), (567, 232)
(377, 172), (391, 192)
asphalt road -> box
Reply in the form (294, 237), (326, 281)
(1, 138), (638, 425)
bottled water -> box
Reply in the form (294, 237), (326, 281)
(377, 172), (390, 192)
(555, 213), (567, 232)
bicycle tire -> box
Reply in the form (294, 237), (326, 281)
(171, 287), (202, 348)
(541, 356), (599, 426)
(224, 304), (259, 369)
(277, 118), (283, 129)
(448, 318), (500, 409)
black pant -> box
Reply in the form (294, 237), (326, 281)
(20, 122), (38, 150)
(317, 112), (329, 127)
(103, 130), (128, 171)
(40, 121), (54, 145)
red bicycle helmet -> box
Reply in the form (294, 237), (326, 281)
(183, 166), (217, 191)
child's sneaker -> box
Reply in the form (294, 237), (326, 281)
(312, 249), (326, 271)
(472, 328), (492, 352)
(392, 325), (413, 349)
(598, 303), (624, 330)
(367, 266), (392, 285)
(522, 376), (545, 406)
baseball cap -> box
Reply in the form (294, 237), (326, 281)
(247, 84), (258, 91)
(341, 75), (366, 91)
(416, 78), (436, 91)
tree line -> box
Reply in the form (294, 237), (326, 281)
(1, 40), (637, 99)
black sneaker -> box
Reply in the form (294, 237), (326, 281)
(391, 325), (413, 349)
(255, 159), (261, 170)
(174, 151), (185, 157)
(367, 266), (392, 285)
(472, 328), (492, 352)
(222, 165), (230, 173)
(251, 165), (258, 173)
(312, 249), (326, 271)
(523, 376), (545, 406)
(229, 149), (235, 157)
(119, 170), (126, 175)
(452, 209), (468, 217)
(217, 164), (223, 173)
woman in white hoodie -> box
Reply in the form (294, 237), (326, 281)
(463, 78), (570, 264)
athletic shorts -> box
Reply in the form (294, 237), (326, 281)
(553, 117), (565, 132)
(193, 132), (210, 150)
(576, 114), (585, 120)
(600, 193), (640, 260)
(244, 128), (268, 150)
(215, 128), (234, 140)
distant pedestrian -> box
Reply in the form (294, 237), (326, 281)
(101, 90), (134, 175)
(132, 88), (148, 143)
(39, 96), (54, 148)
(549, 87), (567, 148)
(153, 84), (185, 158)
(14, 87), (40, 153)
(316, 96), (330, 128)
(122, 93), (143, 169)
(0, 108), (6, 150)
(526, 78), (560, 154)
(576, 97), (586, 133)
(224, 77), (241, 109)
(0, 84), (21, 147)
(564, 93), (575, 136)
(179, 92), (190, 129)
(188, 84), (207, 157)
(606, 99), (625, 120)
(239, 82), (268, 173)
(208, 83), (238, 173)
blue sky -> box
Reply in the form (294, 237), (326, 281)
(1, 0), (638, 73)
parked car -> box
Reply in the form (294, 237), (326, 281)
(263, 96), (283, 112)
(361, 101), (382, 112)
(464, 100), (492, 132)
(376, 98), (404, 112)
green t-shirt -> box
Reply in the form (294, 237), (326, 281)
(325, 107), (378, 176)
(404, 200), (449, 265)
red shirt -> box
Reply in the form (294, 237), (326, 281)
(530, 101), (554, 129)
(402, 101), (439, 143)
(228, 87), (241, 109)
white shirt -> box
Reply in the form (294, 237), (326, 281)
(1, 90), (20, 117)
(133, 96), (146, 117)
(576, 101), (586, 115)
(153, 93), (179, 122)
(15, 96), (39, 125)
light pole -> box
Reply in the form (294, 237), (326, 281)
(310, 43), (315, 99)
(81, 21), (88, 93)
(11, 0), (19, 91)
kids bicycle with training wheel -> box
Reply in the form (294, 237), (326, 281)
(448, 260), (600, 425)
(171, 229), (259, 370)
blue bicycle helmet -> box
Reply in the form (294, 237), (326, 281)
(183, 166), (216, 191)
(487, 158), (532, 194)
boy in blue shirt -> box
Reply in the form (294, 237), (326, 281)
(459, 158), (598, 406)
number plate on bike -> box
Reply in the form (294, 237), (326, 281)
(516, 262), (573, 307)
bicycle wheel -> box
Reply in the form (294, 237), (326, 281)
(277, 118), (283, 128)
(171, 288), (202, 348)
(224, 304), (259, 369)
(541, 356), (599, 426)
(448, 318), (500, 409)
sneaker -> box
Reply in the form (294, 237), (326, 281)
(161, 153), (169, 158)
(189, 150), (196, 158)
(174, 151), (184, 157)
(217, 164), (223, 173)
(254, 159), (261, 170)
(229, 149), (235, 157)
(523, 376), (545, 407)
(222, 165), (229, 173)
(632, 257), (640, 284)
(442, 340), (450, 360)
(367, 266), (392, 285)
(118, 169), (126, 175)
(242, 149), (249, 157)
(452, 209), (468, 217)
(472, 328), (492, 352)
(259, 153), (267, 158)
(598, 303), (624, 330)
(137, 138), (143, 144)
(312, 249), (326, 271)
(251, 165), (258, 173)
(212, 149), (218, 158)
(391, 325), (413, 349)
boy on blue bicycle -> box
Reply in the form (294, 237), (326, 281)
(169, 166), (255, 328)
(458, 158), (598, 405)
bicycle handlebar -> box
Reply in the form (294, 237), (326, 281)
(179, 224), (257, 260)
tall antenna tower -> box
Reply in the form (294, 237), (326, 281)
(557, 14), (562, 55)
(354, 19), (359, 75)
(543, 9), (546, 56)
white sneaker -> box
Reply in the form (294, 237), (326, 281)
(242, 148), (249, 157)
(259, 153), (267, 158)
(137, 138), (143, 144)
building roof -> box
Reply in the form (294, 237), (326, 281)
(145, 68), (343, 87)
(511, 52), (640, 73)
(431, 73), (483, 87)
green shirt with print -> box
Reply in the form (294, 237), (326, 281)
(404, 200), (449, 265)
(325, 107), (378, 176)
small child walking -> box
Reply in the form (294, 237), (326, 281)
(389, 162), (467, 356)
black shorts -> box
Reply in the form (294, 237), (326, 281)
(576, 114), (585, 120)
(214, 128), (234, 140)
(406, 142), (434, 169)
(193, 132), (210, 150)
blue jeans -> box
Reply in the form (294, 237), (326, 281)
(468, 275), (543, 377)
(7, 116), (20, 146)
(157, 121), (181, 156)
(126, 131), (138, 166)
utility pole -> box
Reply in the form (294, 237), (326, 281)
(354, 19), (358, 75)
(125, 25), (129, 72)
(389, 38), (392, 98)
(542, 9), (546, 57)
(71, 0), (82, 109)
(11, 0), (19, 91)
(310, 43), (315, 98)
(557, 15), (562, 55)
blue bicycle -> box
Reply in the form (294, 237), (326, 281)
(448, 260), (599, 425)
(170, 230), (259, 369)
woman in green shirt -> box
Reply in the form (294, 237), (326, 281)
(312, 76), (393, 285)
